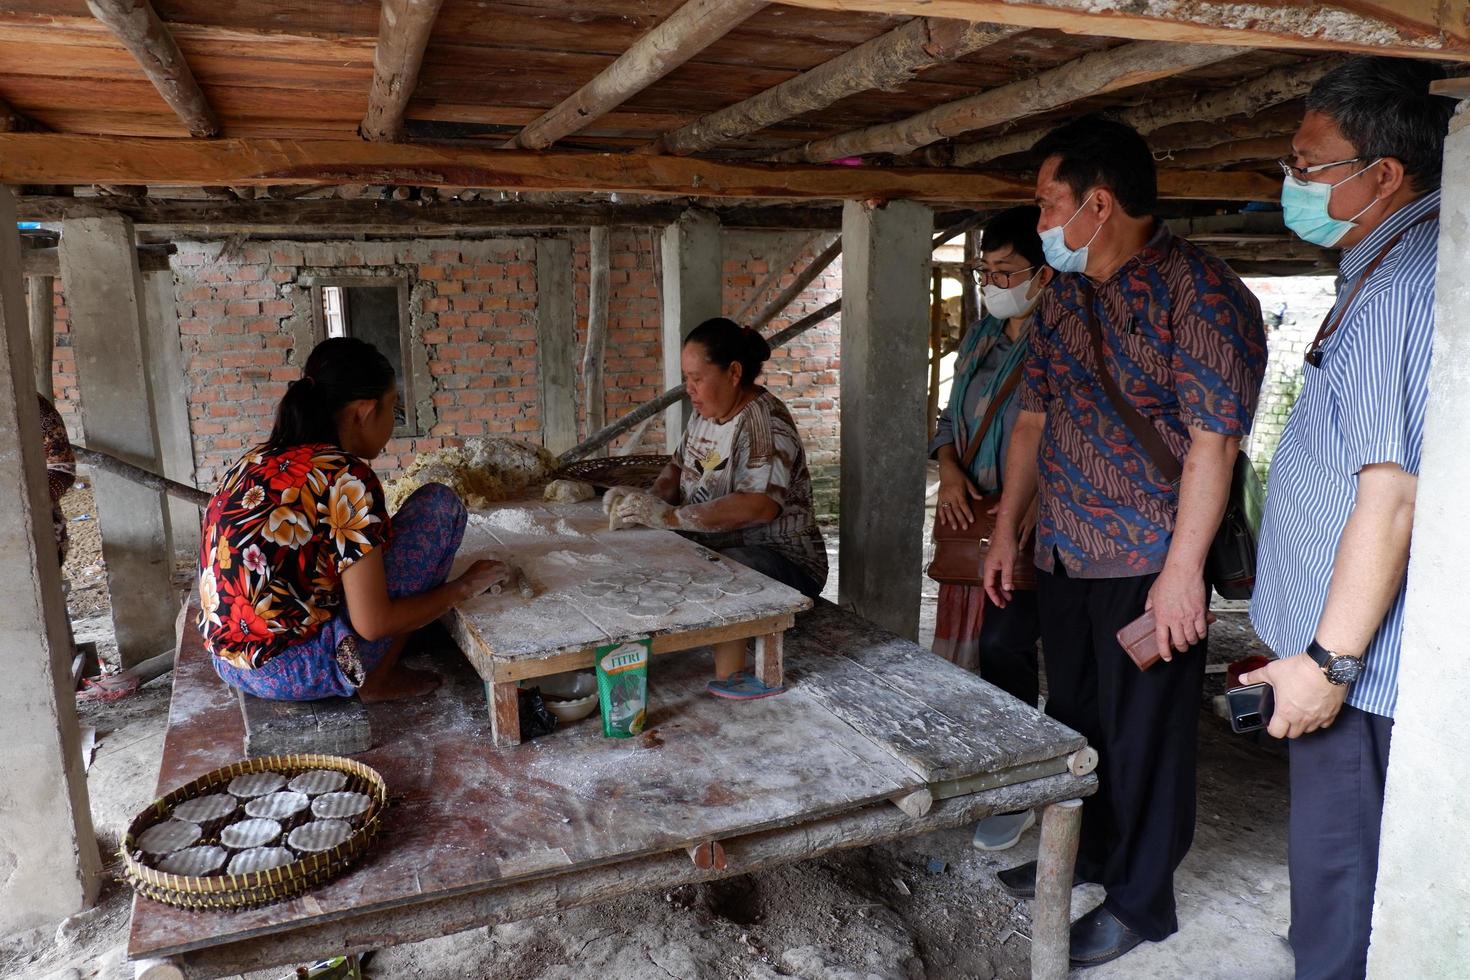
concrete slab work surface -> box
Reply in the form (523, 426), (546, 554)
(126, 596), (1094, 977)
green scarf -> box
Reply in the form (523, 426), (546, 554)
(946, 314), (1029, 493)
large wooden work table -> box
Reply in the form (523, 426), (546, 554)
(130, 521), (1097, 980)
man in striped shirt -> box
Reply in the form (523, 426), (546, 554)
(1244, 58), (1455, 980)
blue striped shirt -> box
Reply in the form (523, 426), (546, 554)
(1250, 189), (1440, 718)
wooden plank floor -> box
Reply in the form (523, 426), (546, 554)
(130, 610), (918, 959)
(446, 500), (811, 670)
(784, 603), (1087, 782)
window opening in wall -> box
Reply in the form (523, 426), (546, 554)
(311, 277), (416, 436)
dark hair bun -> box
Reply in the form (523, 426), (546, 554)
(742, 327), (772, 366)
(684, 317), (770, 387)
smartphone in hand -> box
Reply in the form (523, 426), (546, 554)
(1227, 682), (1275, 734)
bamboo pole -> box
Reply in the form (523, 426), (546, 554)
(73, 445), (210, 508)
(927, 268), (943, 443)
(582, 226), (611, 450)
(558, 215), (978, 463)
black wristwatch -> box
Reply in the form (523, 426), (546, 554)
(1307, 640), (1364, 686)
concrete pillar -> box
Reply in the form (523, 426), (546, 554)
(535, 237), (578, 456)
(838, 199), (932, 640)
(1367, 108), (1470, 975)
(142, 269), (200, 557)
(660, 209), (722, 452)
(0, 186), (104, 934)
(28, 274), (54, 397)
(58, 214), (176, 669)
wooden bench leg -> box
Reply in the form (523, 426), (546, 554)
(487, 680), (521, 748)
(1031, 798), (1084, 980)
(754, 631), (784, 688)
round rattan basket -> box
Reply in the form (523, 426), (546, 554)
(120, 753), (387, 911)
(553, 453), (671, 490)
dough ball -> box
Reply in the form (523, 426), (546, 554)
(544, 479), (596, 503)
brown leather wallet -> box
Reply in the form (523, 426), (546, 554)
(1116, 609), (1218, 672)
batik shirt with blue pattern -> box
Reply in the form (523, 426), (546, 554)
(1019, 223), (1267, 578)
(1251, 190), (1440, 719)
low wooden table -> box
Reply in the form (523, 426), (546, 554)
(444, 500), (813, 746)
(131, 596), (1097, 980)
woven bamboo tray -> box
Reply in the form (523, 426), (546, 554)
(553, 453), (671, 490)
(121, 753), (388, 911)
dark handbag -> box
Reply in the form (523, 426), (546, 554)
(926, 363), (1036, 590)
(1080, 292), (1263, 600)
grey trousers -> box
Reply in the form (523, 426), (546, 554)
(1288, 704), (1394, 980)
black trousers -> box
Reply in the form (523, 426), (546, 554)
(979, 590), (1040, 707)
(1037, 560), (1206, 941)
(1287, 705), (1393, 980)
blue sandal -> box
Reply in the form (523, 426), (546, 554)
(707, 671), (785, 700)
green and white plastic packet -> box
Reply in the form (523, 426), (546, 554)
(595, 637), (649, 738)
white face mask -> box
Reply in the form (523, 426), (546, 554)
(981, 270), (1042, 321)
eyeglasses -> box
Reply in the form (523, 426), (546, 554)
(1277, 156), (1364, 186)
(968, 265), (1036, 288)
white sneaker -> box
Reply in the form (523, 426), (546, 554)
(970, 809), (1036, 851)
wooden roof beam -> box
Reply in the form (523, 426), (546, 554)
(1161, 134), (1294, 170)
(648, 18), (1024, 156)
(84, 0), (219, 137)
(948, 57), (1344, 167)
(506, 0), (769, 151)
(773, 40), (1246, 163)
(0, 135), (1281, 204)
(774, 1), (1470, 62)
(360, 0), (446, 142)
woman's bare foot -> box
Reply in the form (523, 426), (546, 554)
(358, 665), (441, 702)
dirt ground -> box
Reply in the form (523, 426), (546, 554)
(1, 490), (1296, 980)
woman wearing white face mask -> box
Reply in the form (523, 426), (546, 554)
(928, 205), (1053, 850)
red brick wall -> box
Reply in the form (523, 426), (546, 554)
(44, 231), (845, 514)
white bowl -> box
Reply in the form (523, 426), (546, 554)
(522, 671), (599, 724)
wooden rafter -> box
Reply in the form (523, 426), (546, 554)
(773, 41), (1246, 163)
(1162, 134), (1294, 170)
(0, 135), (1279, 203)
(14, 196), (851, 234)
(360, 0), (446, 142)
(506, 0), (769, 151)
(774, 0), (1470, 61)
(83, 0), (219, 137)
(948, 57), (1343, 166)
(649, 18), (1024, 156)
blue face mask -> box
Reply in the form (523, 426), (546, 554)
(1281, 159), (1382, 247)
(1039, 192), (1101, 274)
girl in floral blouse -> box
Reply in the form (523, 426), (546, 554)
(198, 338), (507, 702)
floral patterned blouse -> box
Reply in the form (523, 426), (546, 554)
(198, 443), (390, 670)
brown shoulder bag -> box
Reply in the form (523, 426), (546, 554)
(926, 362), (1036, 590)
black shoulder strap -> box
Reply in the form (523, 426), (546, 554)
(1078, 282), (1183, 485)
